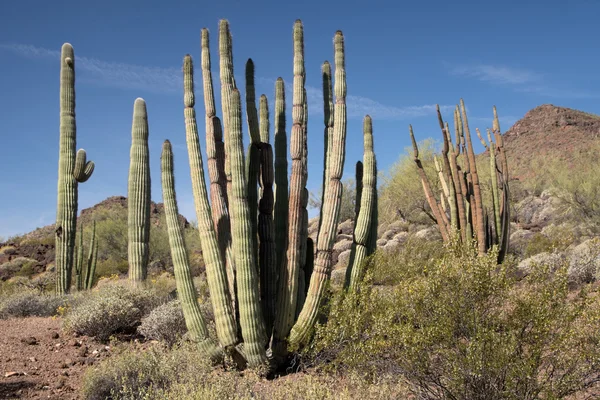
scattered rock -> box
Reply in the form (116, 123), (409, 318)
(5, 371), (21, 378)
(51, 332), (59, 339)
(21, 337), (38, 345)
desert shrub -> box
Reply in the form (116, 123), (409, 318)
(523, 142), (600, 229)
(63, 284), (163, 341)
(369, 236), (445, 286)
(309, 177), (357, 223)
(138, 300), (186, 346)
(0, 257), (37, 280)
(305, 243), (600, 400)
(524, 227), (576, 258)
(82, 342), (410, 400)
(0, 290), (67, 318)
(378, 138), (441, 226)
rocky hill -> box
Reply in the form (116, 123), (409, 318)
(501, 104), (600, 182)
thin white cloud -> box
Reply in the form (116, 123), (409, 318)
(1, 43), (181, 93)
(449, 64), (541, 85)
(447, 61), (598, 99)
(3, 43), (454, 120)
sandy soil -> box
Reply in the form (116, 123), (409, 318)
(0, 317), (112, 400)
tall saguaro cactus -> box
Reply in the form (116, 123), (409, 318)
(55, 43), (94, 295)
(128, 98), (151, 286)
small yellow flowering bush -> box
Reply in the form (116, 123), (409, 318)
(305, 243), (600, 400)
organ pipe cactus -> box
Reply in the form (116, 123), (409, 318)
(161, 139), (224, 362)
(55, 43), (94, 295)
(166, 19), (357, 370)
(411, 101), (511, 262)
(345, 116), (377, 292)
(128, 98), (151, 286)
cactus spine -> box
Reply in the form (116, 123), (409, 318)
(161, 140), (223, 362)
(55, 43), (94, 295)
(127, 98), (151, 286)
(345, 116), (377, 291)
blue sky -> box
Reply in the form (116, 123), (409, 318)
(1, 0), (599, 238)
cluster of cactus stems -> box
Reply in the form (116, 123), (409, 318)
(410, 101), (510, 262)
(154, 19), (380, 369)
(127, 98), (151, 286)
(55, 43), (95, 295)
(74, 221), (98, 291)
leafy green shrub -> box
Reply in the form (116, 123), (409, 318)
(63, 284), (163, 341)
(0, 290), (67, 318)
(370, 236), (445, 286)
(138, 300), (186, 346)
(378, 138), (441, 226)
(305, 243), (600, 400)
(309, 177), (357, 222)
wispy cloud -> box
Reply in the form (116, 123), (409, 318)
(449, 64), (541, 85)
(447, 62), (599, 99)
(2, 43), (452, 120)
(0, 43), (181, 93)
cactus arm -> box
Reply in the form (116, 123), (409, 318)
(219, 20), (237, 208)
(183, 54), (240, 349)
(273, 77), (289, 305)
(460, 99), (486, 254)
(258, 142), (277, 335)
(273, 20), (307, 348)
(454, 106), (472, 240)
(445, 121), (467, 239)
(345, 115), (377, 291)
(75, 224), (84, 291)
(73, 149), (94, 183)
(84, 221), (97, 290)
(289, 30), (348, 348)
(200, 29), (238, 323)
(317, 61), (334, 238)
(437, 107), (458, 232)
(227, 89), (268, 366)
(127, 98), (151, 286)
(257, 95), (278, 335)
(410, 125), (450, 242)
(161, 140), (224, 362)
(485, 129), (502, 243)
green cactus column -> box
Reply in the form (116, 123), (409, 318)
(84, 221), (98, 290)
(345, 116), (377, 292)
(161, 140), (223, 362)
(228, 88), (268, 366)
(128, 98), (151, 286)
(257, 95), (278, 336)
(200, 28), (238, 326)
(273, 78), (288, 285)
(75, 225), (84, 291)
(183, 54), (239, 350)
(55, 43), (94, 295)
(273, 20), (307, 350)
(289, 30), (347, 348)
(317, 61), (334, 237)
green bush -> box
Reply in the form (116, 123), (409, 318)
(305, 243), (600, 400)
(369, 236), (445, 286)
(378, 138), (441, 226)
(63, 283), (163, 341)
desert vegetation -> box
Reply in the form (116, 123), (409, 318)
(1, 18), (599, 400)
